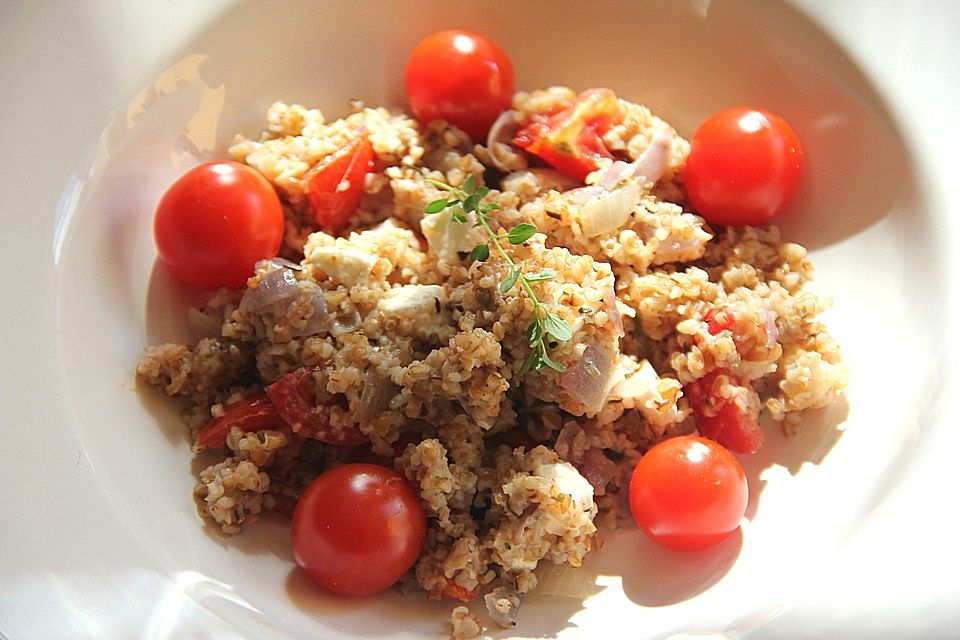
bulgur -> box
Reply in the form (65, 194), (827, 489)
(138, 86), (847, 635)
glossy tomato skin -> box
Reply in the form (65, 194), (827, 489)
(685, 107), (804, 226)
(291, 463), (426, 597)
(405, 30), (514, 141)
(629, 436), (748, 551)
(154, 161), (283, 290)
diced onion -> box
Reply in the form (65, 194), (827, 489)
(559, 341), (617, 414)
(578, 183), (641, 237)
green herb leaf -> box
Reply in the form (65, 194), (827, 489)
(507, 223), (538, 245)
(540, 349), (567, 372)
(469, 243), (490, 262)
(524, 269), (557, 282)
(519, 349), (540, 375)
(544, 311), (573, 341)
(425, 199), (449, 214)
(500, 266), (521, 293)
(526, 320), (543, 347)
(463, 192), (481, 213)
(422, 176), (571, 381)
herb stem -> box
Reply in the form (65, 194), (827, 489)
(424, 176), (570, 374)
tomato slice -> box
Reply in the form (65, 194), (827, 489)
(440, 579), (480, 602)
(194, 393), (288, 450)
(265, 366), (367, 445)
(513, 88), (619, 182)
(684, 369), (764, 454)
(307, 132), (375, 232)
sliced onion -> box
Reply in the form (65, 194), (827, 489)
(239, 264), (300, 313)
(578, 183), (641, 237)
(596, 160), (632, 190)
(629, 133), (673, 184)
(564, 185), (607, 206)
(353, 370), (397, 421)
(559, 341), (617, 415)
(529, 168), (582, 193)
(484, 587), (520, 628)
(329, 307), (362, 337)
(575, 448), (617, 493)
(188, 307), (222, 339)
(485, 109), (522, 171)
(602, 287), (624, 337)
(291, 282), (329, 337)
(596, 133), (672, 189)
(762, 309), (779, 349)
(240, 259), (329, 337)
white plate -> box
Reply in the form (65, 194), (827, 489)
(2, 1), (959, 638)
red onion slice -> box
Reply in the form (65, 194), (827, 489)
(485, 109), (522, 171)
(559, 341), (617, 415)
(596, 133), (673, 189)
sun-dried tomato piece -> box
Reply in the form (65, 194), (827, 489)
(195, 393), (288, 451)
(265, 366), (367, 446)
(440, 579), (480, 602)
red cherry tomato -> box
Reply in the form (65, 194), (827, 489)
(405, 30), (514, 141)
(307, 133), (375, 233)
(629, 435), (748, 551)
(154, 161), (283, 290)
(291, 463), (426, 596)
(685, 107), (804, 226)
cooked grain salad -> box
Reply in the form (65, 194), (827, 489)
(139, 80), (847, 635)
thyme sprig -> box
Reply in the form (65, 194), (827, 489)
(425, 175), (572, 374)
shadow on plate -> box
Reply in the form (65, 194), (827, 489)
(742, 394), (851, 522)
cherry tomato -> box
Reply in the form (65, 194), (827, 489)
(685, 368), (764, 454)
(291, 463), (426, 596)
(513, 87), (619, 182)
(685, 107), (804, 226)
(629, 436), (748, 551)
(154, 161), (283, 290)
(307, 133), (375, 233)
(405, 30), (514, 141)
